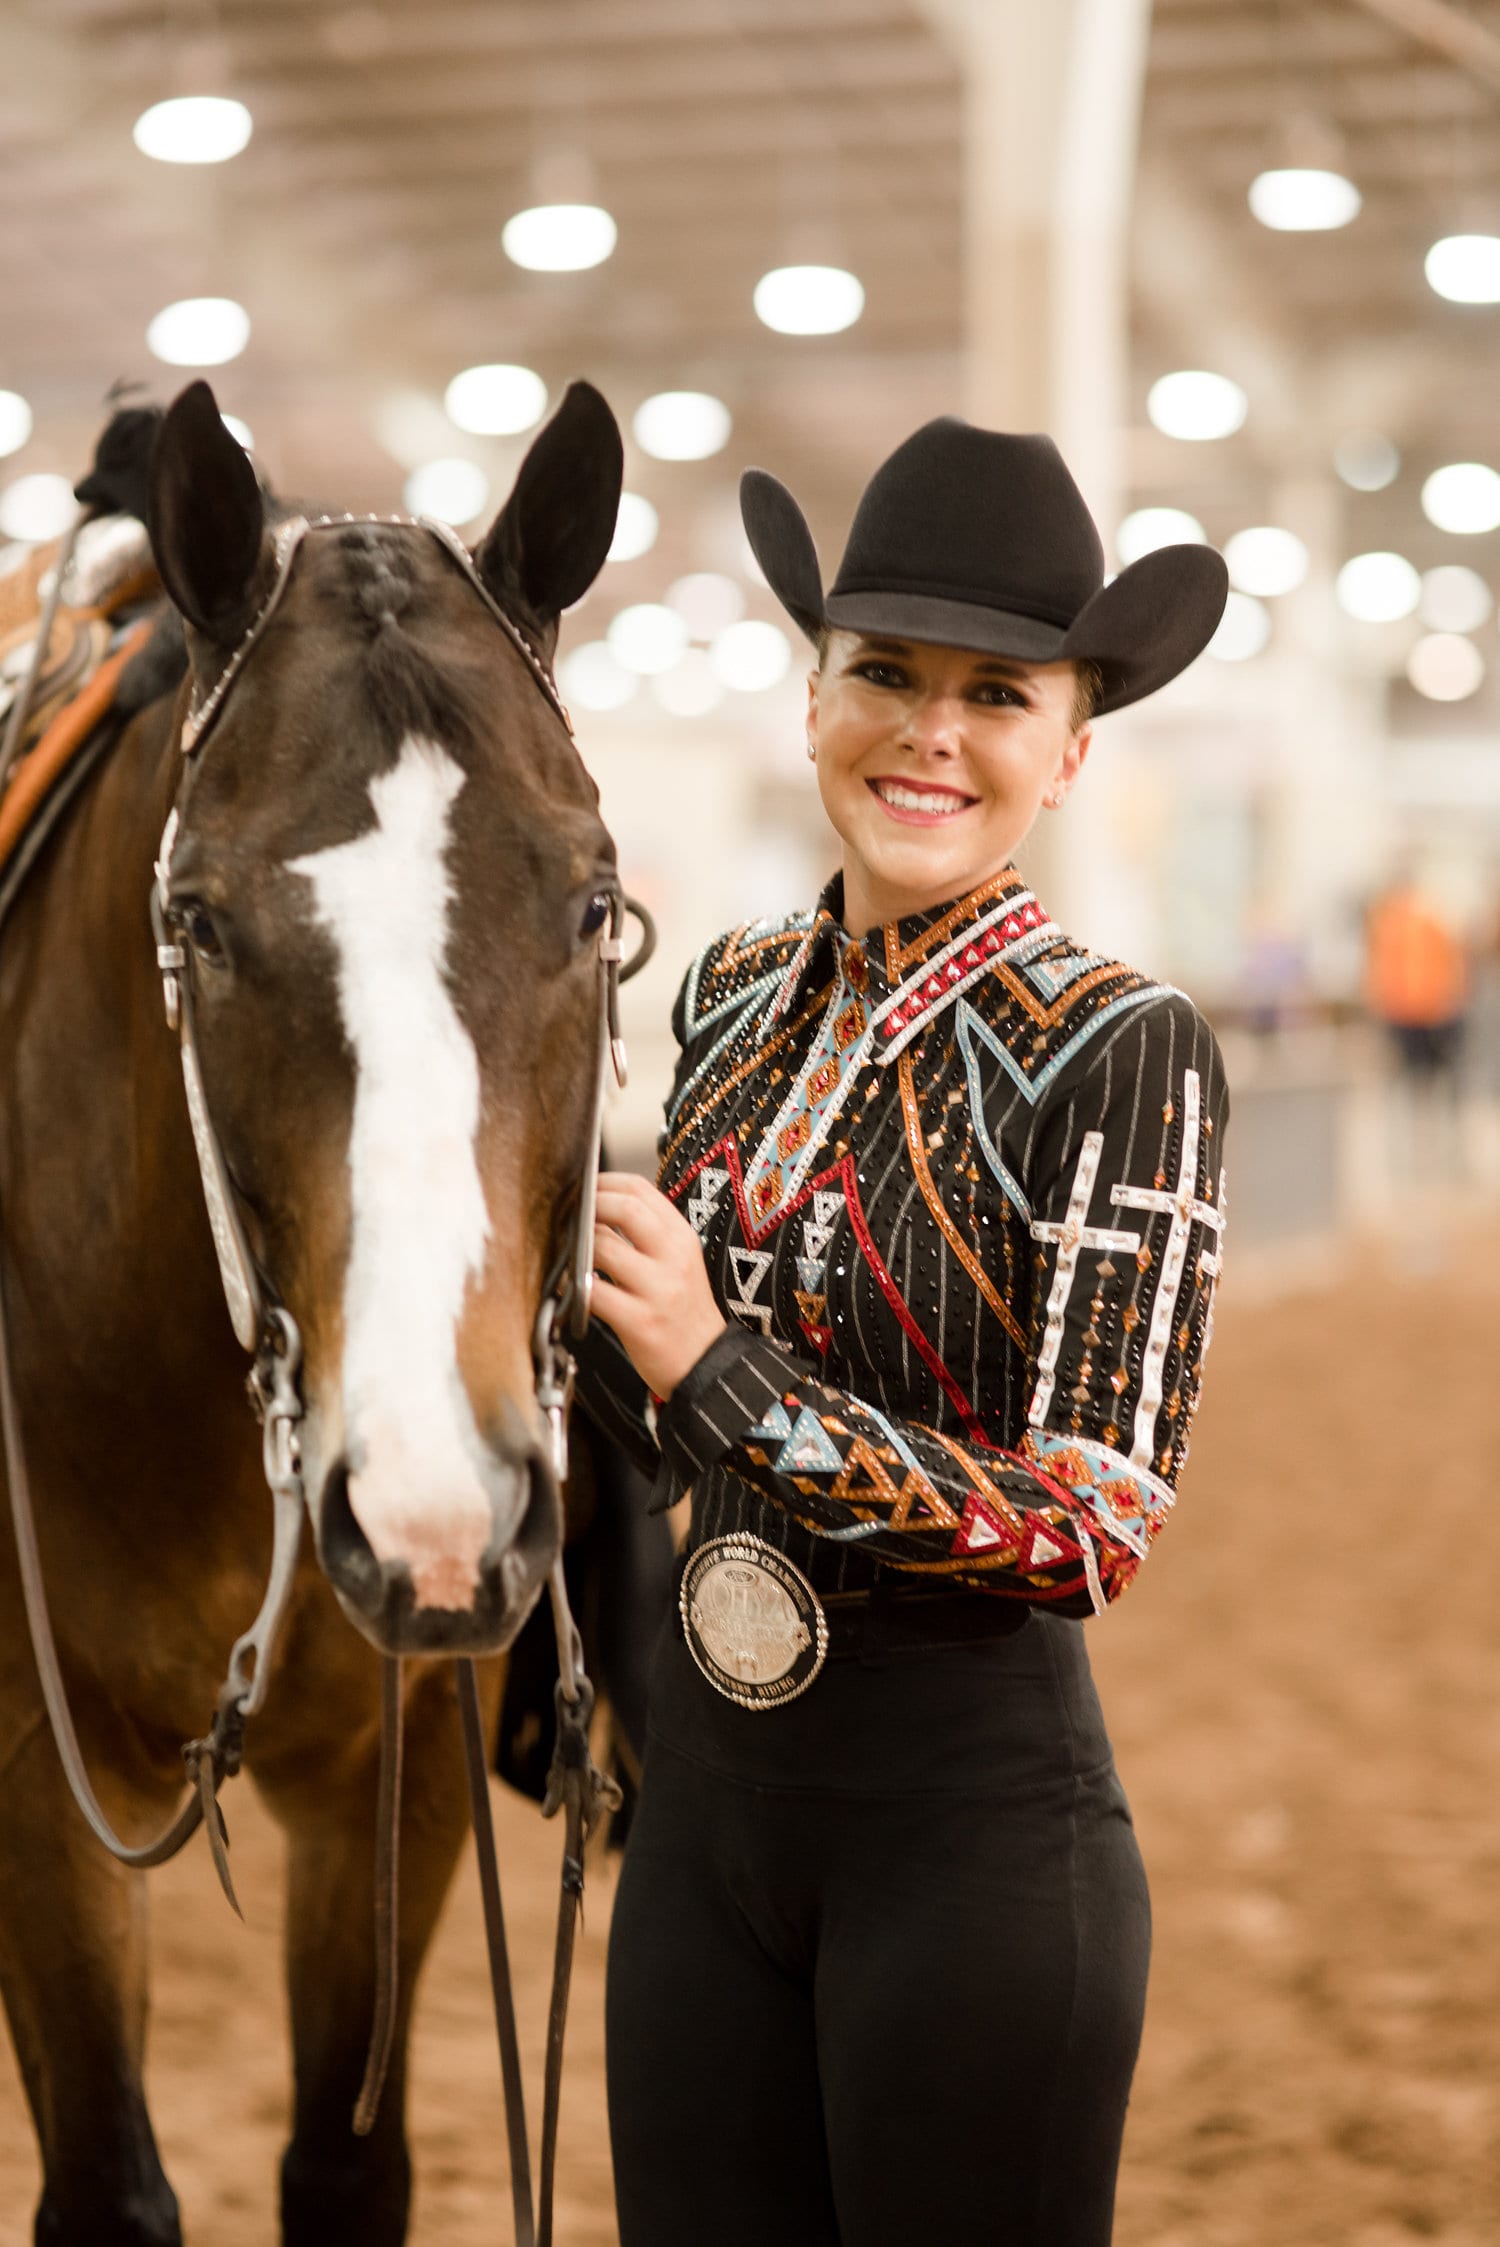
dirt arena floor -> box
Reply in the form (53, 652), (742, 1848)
(1, 1228), (1496, 2245)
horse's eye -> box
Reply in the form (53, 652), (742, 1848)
(580, 892), (611, 937)
(182, 904), (224, 963)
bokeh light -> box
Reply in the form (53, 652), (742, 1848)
(133, 96), (252, 165)
(711, 619), (792, 690)
(607, 603), (690, 675)
(146, 297), (251, 366)
(1336, 551), (1421, 623)
(1421, 462), (1500, 536)
(753, 265), (865, 335)
(502, 203), (616, 272)
(633, 391), (732, 461)
(1425, 234), (1500, 305)
(562, 640), (637, 711)
(1117, 507), (1206, 565)
(1248, 168), (1361, 231)
(0, 473), (76, 542)
(0, 391), (33, 459)
(402, 457), (490, 525)
(1206, 590), (1271, 661)
(1224, 526), (1309, 598)
(444, 364), (547, 437)
(1419, 566), (1492, 635)
(1147, 370), (1248, 441)
(1406, 632), (1485, 701)
(606, 493), (659, 563)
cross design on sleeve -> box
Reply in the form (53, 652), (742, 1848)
(1107, 1067), (1225, 1468)
(1027, 1133), (1142, 1425)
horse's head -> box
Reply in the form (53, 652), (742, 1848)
(148, 378), (624, 1656)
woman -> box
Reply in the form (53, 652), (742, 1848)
(577, 417), (1230, 2244)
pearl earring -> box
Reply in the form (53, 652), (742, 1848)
(806, 734), (817, 762)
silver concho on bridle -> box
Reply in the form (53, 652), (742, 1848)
(680, 1534), (829, 1709)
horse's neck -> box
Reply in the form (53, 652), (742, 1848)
(2, 685), (228, 1346)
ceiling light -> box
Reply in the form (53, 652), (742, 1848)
(133, 95), (252, 165)
(1419, 565), (1492, 634)
(1247, 167), (1361, 232)
(1223, 526), (1309, 598)
(606, 493), (658, 564)
(1336, 551), (1420, 623)
(1335, 432), (1400, 492)
(402, 457), (490, 526)
(444, 363), (547, 437)
(1407, 632), (1484, 701)
(372, 391), (452, 470)
(146, 296), (250, 367)
(1421, 461), (1500, 535)
(561, 640), (637, 712)
(502, 203), (616, 273)
(1206, 591), (1271, 662)
(753, 264), (865, 336)
(0, 473), (76, 543)
(667, 571), (745, 638)
(633, 391), (732, 462)
(1147, 370), (1247, 442)
(651, 651), (725, 717)
(607, 603), (689, 675)
(220, 413), (254, 450)
(711, 619), (791, 691)
(0, 390), (32, 459)
(1425, 233), (1500, 305)
(1116, 508), (1205, 565)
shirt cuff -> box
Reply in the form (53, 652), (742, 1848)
(648, 1324), (799, 1509)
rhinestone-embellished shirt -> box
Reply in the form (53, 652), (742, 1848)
(578, 866), (1230, 1618)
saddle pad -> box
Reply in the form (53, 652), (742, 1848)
(0, 515), (163, 892)
(0, 619), (156, 887)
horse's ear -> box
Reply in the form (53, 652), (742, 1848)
(149, 380), (269, 644)
(475, 381), (623, 640)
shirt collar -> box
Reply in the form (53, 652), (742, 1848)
(762, 864), (1050, 1030)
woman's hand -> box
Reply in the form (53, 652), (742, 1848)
(590, 1172), (728, 1399)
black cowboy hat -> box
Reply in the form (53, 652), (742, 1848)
(741, 417), (1228, 715)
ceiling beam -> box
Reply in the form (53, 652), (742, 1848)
(1351, 0), (1500, 95)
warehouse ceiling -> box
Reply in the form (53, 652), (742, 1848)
(3, 0), (1500, 654)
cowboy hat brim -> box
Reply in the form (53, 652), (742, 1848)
(741, 468), (1229, 714)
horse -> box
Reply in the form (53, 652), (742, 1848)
(0, 373), (628, 2246)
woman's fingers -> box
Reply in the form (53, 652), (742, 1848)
(595, 1174), (696, 1255)
(590, 1215), (652, 1292)
(592, 1181), (660, 1253)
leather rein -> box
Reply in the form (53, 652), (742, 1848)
(0, 508), (654, 2245)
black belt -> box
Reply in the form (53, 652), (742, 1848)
(818, 1584), (1031, 1659)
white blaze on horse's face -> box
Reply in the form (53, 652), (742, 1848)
(289, 734), (498, 1612)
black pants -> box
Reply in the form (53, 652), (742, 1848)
(607, 1605), (1151, 2245)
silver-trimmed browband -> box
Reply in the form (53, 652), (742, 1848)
(179, 511), (572, 759)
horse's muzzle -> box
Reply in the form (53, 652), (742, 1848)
(314, 1450), (561, 1655)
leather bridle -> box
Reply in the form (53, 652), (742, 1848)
(0, 508), (655, 2245)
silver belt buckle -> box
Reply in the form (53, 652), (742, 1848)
(680, 1535), (828, 1709)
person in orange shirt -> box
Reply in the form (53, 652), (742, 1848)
(1364, 876), (1470, 1201)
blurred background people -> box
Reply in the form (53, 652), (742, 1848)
(1360, 869), (1472, 1261)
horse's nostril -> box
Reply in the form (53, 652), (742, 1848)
(492, 1453), (560, 1610)
(318, 1456), (384, 1615)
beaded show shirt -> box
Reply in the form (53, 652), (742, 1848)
(579, 866), (1229, 1618)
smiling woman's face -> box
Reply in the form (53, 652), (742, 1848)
(806, 630), (1093, 936)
